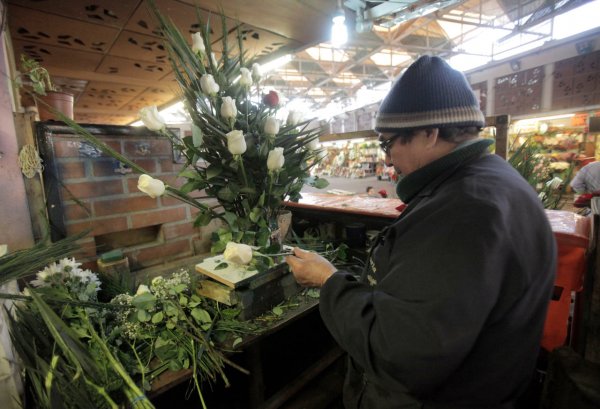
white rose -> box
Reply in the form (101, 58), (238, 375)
(306, 137), (320, 151)
(251, 62), (262, 83)
(226, 130), (246, 155)
(223, 242), (253, 265)
(137, 174), (165, 198)
(264, 116), (280, 136)
(220, 96), (237, 119)
(135, 284), (150, 295)
(267, 147), (285, 171)
(200, 74), (219, 95)
(286, 110), (302, 126)
(191, 32), (205, 54)
(139, 106), (165, 131)
(239, 67), (252, 87)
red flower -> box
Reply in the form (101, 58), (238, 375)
(262, 90), (279, 108)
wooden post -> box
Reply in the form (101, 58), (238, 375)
(486, 114), (510, 159)
(13, 113), (50, 242)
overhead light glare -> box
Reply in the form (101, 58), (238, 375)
(331, 6), (347, 47)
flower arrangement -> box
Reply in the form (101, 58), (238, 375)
(140, 3), (328, 251)
(57, 2), (328, 256)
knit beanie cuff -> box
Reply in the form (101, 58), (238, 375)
(375, 106), (485, 132)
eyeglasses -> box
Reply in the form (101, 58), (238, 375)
(378, 133), (403, 155)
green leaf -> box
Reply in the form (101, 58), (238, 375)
(137, 309), (151, 322)
(232, 337), (242, 348)
(272, 306), (283, 316)
(191, 307), (212, 323)
(192, 123), (203, 147)
(131, 292), (157, 309)
(214, 262), (228, 270)
(194, 211), (213, 227)
(206, 165), (223, 179)
(152, 311), (164, 323)
(223, 211), (238, 227)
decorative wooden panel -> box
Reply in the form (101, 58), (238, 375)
(552, 50), (600, 110)
(471, 81), (488, 115)
(494, 66), (543, 116)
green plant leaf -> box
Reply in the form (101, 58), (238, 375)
(191, 307), (212, 323)
(151, 311), (164, 323)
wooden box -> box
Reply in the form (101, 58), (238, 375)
(196, 258), (302, 320)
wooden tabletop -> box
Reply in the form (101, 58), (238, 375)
(287, 193), (591, 248)
(286, 192), (404, 219)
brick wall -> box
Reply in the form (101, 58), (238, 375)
(36, 123), (220, 271)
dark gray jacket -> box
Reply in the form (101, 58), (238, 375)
(320, 149), (556, 408)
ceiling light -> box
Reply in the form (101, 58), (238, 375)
(331, 2), (347, 48)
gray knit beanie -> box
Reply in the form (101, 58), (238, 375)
(375, 56), (485, 132)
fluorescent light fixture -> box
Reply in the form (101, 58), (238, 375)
(261, 54), (293, 74)
(331, 7), (347, 47)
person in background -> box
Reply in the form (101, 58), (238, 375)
(570, 160), (600, 194)
(365, 186), (379, 198)
(286, 56), (556, 409)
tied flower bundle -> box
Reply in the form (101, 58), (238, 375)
(136, 2), (329, 252)
(1, 251), (253, 409)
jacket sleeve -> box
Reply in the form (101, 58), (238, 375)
(319, 204), (520, 395)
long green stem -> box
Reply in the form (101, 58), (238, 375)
(238, 156), (249, 187)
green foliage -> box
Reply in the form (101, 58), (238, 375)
(19, 54), (57, 95)
(508, 136), (575, 210)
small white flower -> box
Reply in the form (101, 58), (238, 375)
(286, 110), (302, 126)
(251, 63), (262, 83)
(220, 96), (237, 120)
(306, 137), (320, 151)
(239, 67), (252, 87)
(223, 242), (253, 265)
(226, 130), (247, 155)
(200, 74), (219, 95)
(267, 147), (285, 171)
(151, 276), (163, 285)
(135, 284), (150, 295)
(139, 106), (166, 131)
(191, 32), (206, 54)
(264, 116), (280, 136)
(137, 174), (166, 198)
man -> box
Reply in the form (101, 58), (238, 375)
(570, 160), (600, 194)
(286, 56), (556, 409)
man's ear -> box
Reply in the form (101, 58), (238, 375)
(424, 128), (439, 149)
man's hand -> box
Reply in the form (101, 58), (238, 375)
(285, 247), (337, 287)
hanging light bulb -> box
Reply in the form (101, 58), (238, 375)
(331, 2), (347, 48)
